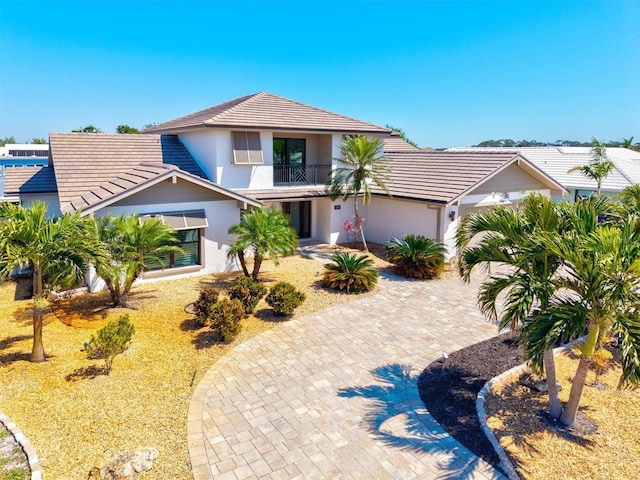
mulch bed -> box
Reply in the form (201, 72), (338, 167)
(417, 332), (524, 468)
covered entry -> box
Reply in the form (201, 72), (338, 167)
(282, 201), (311, 239)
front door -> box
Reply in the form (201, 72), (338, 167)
(282, 201), (311, 239)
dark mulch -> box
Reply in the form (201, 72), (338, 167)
(417, 332), (524, 468)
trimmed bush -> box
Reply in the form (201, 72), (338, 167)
(385, 234), (446, 279)
(322, 252), (378, 293)
(228, 276), (267, 315)
(265, 281), (306, 316)
(193, 288), (220, 327)
(210, 298), (244, 341)
(86, 314), (135, 374)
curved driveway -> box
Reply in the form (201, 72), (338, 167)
(188, 271), (507, 480)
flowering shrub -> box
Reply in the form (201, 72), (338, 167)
(343, 215), (365, 247)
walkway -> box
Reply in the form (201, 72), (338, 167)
(188, 270), (507, 480)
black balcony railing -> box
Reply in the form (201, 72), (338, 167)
(273, 164), (332, 186)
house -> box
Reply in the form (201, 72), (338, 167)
(2, 92), (566, 287)
(447, 146), (640, 200)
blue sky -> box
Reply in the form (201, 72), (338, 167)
(1, 0), (638, 148)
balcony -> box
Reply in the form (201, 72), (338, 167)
(274, 164), (332, 186)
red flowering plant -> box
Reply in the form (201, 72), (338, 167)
(343, 215), (365, 248)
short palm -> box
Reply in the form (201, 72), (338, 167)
(323, 252), (379, 293)
(228, 207), (298, 281)
(385, 235), (446, 279)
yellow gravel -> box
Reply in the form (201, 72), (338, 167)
(485, 351), (640, 480)
(0, 248), (389, 479)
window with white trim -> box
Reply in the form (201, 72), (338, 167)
(232, 131), (263, 164)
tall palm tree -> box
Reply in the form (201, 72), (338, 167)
(328, 135), (391, 252)
(95, 214), (182, 307)
(524, 207), (640, 426)
(0, 201), (105, 362)
(568, 136), (615, 194)
(227, 206), (298, 281)
(456, 194), (573, 420)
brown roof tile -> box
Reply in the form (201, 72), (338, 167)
(377, 151), (541, 204)
(143, 92), (392, 135)
(4, 166), (57, 194)
(49, 133), (207, 212)
(383, 137), (421, 152)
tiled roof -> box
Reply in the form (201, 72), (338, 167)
(383, 137), (421, 152)
(3, 166), (57, 194)
(49, 133), (208, 212)
(142, 92), (392, 135)
(447, 147), (639, 191)
(376, 151), (559, 205)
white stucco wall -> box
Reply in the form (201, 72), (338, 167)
(22, 193), (62, 218)
(365, 197), (440, 246)
(179, 130), (274, 189)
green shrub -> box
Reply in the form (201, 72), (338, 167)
(385, 234), (446, 279)
(210, 298), (244, 341)
(228, 276), (267, 315)
(265, 281), (306, 316)
(193, 288), (220, 327)
(86, 314), (135, 374)
(322, 252), (379, 293)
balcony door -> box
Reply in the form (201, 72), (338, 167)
(274, 138), (306, 184)
(282, 201), (311, 239)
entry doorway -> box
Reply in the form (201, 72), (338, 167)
(282, 201), (311, 239)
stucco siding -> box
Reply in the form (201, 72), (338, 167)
(114, 177), (231, 206)
(366, 197), (439, 245)
(471, 164), (545, 195)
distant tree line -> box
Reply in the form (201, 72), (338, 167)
(0, 136), (47, 146)
(473, 137), (640, 151)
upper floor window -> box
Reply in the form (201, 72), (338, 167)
(273, 138), (305, 167)
(232, 132), (263, 165)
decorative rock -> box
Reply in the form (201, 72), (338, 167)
(87, 447), (158, 480)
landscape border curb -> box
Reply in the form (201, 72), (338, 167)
(0, 411), (42, 480)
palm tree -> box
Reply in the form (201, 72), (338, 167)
(456, 194), (572, 420)
(385, 234), (446, 279)
(523, 206), (640, 426)
(619, 184), (640, 213)
(227, 206), (298, 281)
(568, 136), (615, 194)
(95, 214), (182, 307)
(0, 201), (105, 362)
(328, 135), (391, 252)
(621, 136), (634, 149)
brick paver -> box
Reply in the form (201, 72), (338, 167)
(188, 270), (508, 479)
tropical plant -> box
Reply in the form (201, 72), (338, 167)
(328, 135), (391, 252)
(86, 314), (135, 374)
(210, 298), (244, 341)
(619, 184), (640, 214)
(228, 276), (267, 315)
(0, 201), (105, 362)
(265, 281), (306, 316)
(385, 124), (418, 147)
(323, 252), (379, 293)
(227, 206), (298, 281)
(94, 214), (182, 308)
(456, 194), (574, 420)
(385, 234), (446, 279)
(522, 210), (640, 426)
(193, 288), (220, 327)
(568, 136), (615, 194)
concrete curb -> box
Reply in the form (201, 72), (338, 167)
(476, 342), (577, 480)
(0, 411), (42, 480)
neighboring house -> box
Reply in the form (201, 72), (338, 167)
(448, 146), (640, 200)
(2, 92), (567, 289)
(0, 143), (49, 160)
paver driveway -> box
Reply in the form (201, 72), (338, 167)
(188, 272), (508, 480)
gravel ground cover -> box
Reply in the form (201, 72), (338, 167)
(0, 248), (390, 479)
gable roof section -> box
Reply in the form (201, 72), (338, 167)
(376, 151), (566, 205)
(142, 92), (392, 135)
(3, 166), (57, 194)
(49, 132), (259, 214)
(447, 147), (637, 191)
